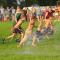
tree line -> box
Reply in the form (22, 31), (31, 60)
(0, 0), (58, 8)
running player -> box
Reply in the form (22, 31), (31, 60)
(17, 6), (36, 47)
(6, 6), (25, 41)
(44, 7), (54, 37)
(32, 13), (44, 47)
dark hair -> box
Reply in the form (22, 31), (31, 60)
(17, 5), (23, 9)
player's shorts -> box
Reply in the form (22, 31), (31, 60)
(36, 31), (43, 36)
(33, 30), (44, 40)
(43, 27), (54, 35)
(13, 28), (24, 34)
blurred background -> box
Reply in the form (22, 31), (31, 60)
(0, 0), (59, 8)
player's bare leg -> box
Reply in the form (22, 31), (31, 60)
(32, 36), (36, 47)
(6, 33), (16, 40)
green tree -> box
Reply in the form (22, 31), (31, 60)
(0, 0), (7, 8)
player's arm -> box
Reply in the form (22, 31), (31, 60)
(15, 13), (18, 23)
(14, 16), (25, 28)
(45, 11), (48, 19)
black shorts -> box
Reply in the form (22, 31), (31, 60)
(33, 30), (44, 40)
(43, 27), (54, 35)
(13, 28), (24, 34)
(34, 31), (43, 38)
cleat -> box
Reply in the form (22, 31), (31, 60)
(16, 38), (21, 43)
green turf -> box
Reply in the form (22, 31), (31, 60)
(0, 20), (60, 60)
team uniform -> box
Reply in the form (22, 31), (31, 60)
(6, 7), (25, 41)
(44, 10), (54, 36)
(13, 12), (25, 34)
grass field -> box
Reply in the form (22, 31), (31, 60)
(0, 20), (60, 60)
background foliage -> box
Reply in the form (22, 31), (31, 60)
(0, 0), (58, 8)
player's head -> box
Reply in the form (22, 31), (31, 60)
(17, 5), (23, 9)
(17, 6), (22, 10)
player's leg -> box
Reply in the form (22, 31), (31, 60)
(17, 29), (29, 47)
(45, 19), (50, 28)
(32, 36), (36, 47)
(6, 33), (16, 40)
(21, 32), (24, 39)
(17, 33), (28, 47)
